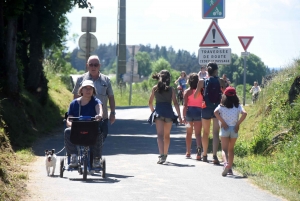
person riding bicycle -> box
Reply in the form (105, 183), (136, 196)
(64, 80), (103, 168)
(250, 81), (261, 104)
(175, 71), (187, 103)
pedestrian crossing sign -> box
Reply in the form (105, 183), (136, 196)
(202, 0), (225, 19)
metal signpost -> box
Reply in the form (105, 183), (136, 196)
(78, 17), (97, 71)
(238, 36), (254, 105)
(127, 45), (140, 106)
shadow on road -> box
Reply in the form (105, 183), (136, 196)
(31, 119), (221, 157)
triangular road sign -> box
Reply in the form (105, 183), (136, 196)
(238, 36), (254, 51)
(199, 21), (229, 47)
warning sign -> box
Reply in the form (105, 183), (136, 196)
(199, 21), (229, 47)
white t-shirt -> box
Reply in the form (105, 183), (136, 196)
(215, 104), (244, 126)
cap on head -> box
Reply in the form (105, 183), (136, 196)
(82, 80), (95, 88)
(224, 87), (236, 97)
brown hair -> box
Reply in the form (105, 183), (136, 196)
(188, 73), (199, 89)
(152, 70), (171, 93)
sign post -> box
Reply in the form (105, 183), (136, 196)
(127, 45), (140, 106)
(78, 17), (97, 71)
(238, 36), (254, 106)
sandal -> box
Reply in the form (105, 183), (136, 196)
(186, 152), (191, 158)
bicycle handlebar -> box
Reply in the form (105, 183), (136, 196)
(68, 116), (96, 121)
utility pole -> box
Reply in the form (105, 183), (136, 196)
(117, 0), (126, 84)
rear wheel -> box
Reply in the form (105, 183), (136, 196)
(59, 158), (64, 178)
(101, 158), (106, 178)
(83, 157), (87, 180)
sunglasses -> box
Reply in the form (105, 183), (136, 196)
(88, 63), (99, 67)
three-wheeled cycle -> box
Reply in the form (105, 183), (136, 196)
(59, 116), (106, 180)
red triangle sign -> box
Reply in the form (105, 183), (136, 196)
(238, 36), (254, 51)
(199, 21), (229, 47)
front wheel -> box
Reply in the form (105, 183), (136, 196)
(101, 158), (106, 178)
(83, 157), (87, 180)
(59, 158), (64, 178)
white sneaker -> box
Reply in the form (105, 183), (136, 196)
(69, 154), (78, 168)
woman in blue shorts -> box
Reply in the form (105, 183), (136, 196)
(149, 70), (182, 164)
(183, 73), (203, 160)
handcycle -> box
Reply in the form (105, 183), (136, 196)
(59, 116), (106, 180)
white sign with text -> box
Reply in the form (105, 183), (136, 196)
(198, 48), (231, 65)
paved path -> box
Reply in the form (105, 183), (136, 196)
(23, 107), (283, 201)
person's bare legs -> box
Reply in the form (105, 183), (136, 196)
(163, 122), (172, 155)
(201, 118), (211, 157)
(227, 138), (237, 168)
(155, 119), (164, 155)
(193, 121), (202, 148)
(221, 137), (229, 164)
(185, 121), (193, 155)
(212, 118), (220, 156)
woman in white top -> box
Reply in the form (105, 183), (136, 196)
(214, 87), (247, 177)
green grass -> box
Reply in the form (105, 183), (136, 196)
(0, 69), (73, 200)
(234, 61), (300, 201)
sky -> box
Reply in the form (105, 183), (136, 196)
(66, 0), (300, 68)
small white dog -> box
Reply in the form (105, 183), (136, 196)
(45, 149), (57, 176)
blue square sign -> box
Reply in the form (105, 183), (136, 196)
(202, 0), (225, 19)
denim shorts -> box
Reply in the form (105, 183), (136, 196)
(186, 106), (202, 122)
(201, 107), (216, 119)
(219, 126), (238, 138)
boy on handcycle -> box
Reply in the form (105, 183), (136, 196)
(64, 80), (103, 168)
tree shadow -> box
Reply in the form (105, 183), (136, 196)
(31, 119), (222, 157)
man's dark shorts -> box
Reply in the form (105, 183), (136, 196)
(201, 107), (217, 119)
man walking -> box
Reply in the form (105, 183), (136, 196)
(72, 55), (116, 144)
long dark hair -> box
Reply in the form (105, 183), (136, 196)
(152, 70), (171, 93)
(188, 73), (198, 89)
(221, 94), (240, 108)
(207, 62), (218, 76)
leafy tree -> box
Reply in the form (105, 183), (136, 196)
(1, 0), (92, 101)
(135, 52), (151, 77)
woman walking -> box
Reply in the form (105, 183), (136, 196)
(194, 62), (225, 164)
(149, 70), (182, 164)
(214, 87), (247, 176)
(182, 73), (203, 160)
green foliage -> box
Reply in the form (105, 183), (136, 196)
(70, 44), (270, 88)
(219, 53), (269, 87)
(234, 60), (300, 200)
(135, 52), (152, 77)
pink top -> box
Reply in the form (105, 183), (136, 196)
(187, 89), (202, 108)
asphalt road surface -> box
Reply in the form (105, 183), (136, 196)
(23, 107), (283, 201)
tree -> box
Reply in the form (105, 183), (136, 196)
(1, 0), (92, 101)
(135, 52), (151, 78)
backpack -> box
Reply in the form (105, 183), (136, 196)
(203, 77), (222, 108)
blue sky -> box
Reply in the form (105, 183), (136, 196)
(66, 0), (300, 68)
